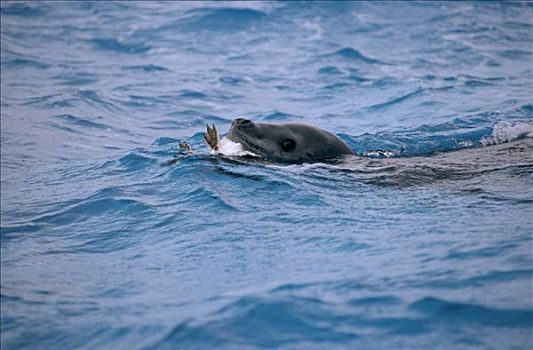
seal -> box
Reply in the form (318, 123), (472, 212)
(226, 118), (354, 163)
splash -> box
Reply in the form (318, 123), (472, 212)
(481, 121), (533, 146)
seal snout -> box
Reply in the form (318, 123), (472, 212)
(228, 118), (254, 145)
(232, 118), (253, 127)
(229, 118), (255, 141)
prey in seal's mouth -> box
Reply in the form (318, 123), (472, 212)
(204, 123), (220, 151)
(204, 122), (260, 158)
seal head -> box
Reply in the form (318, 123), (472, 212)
(227, 118), (354, 163)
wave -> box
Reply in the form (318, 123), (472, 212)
(76, 90), (120, 113)
(0, 2), (43, 17)
(19, 93), (76, 109)
(318, 66), (343, 75)
(30, 192), (152, 227)
(2, 57), (51, 69)
(89, 38), (151, 54)
(178, 90), (208, 99)
(2, 2), (532, 349)
(147, 288), (533, 349)
(410, 297), (533, 328)
(152, 296), (358, 349)
(322, 47), (383, 64)
(52, 114), (111, 131)
(52, 72), (98, 86)
(366, 88), (425, 111)
(481, 121), (533, 146)
(122, 64), (170, 72)
(179, 8), (267, 32)
(260, 110), (303, 122)
(218, 76), (247, 85)
(343, 118), (533, 157)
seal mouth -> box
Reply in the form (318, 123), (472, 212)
(228, 125), (268, 158)
(231, 132), (266, 156)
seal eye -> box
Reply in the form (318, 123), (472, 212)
(281, 139), (296, 152)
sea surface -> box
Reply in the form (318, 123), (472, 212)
(1, 1), (533, 349)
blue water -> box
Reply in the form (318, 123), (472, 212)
(1, 1), (533, 349)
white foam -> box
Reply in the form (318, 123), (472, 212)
(365, 150), (398, 158)
(481, 121), (533, 146)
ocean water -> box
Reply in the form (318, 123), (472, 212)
(1, 1), (533, 349)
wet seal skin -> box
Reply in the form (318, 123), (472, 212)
(226, 118), (354, 163)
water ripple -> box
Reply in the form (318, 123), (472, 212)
(89, 38), (151, 54)
(326, 47), (384, 64)
(181, 7), (267, 32)
(2, 2), (533, 349)
(410, 297), (533, 328)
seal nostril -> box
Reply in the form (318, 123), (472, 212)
(235, 118), (252, 125)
